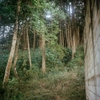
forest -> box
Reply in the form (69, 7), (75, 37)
(0, 0), (85, 100)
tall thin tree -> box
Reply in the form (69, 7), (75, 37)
(3, 0), (20, 88)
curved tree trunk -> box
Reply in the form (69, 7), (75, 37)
(3, 0), (20, 88)
(12, 27), (23, 80)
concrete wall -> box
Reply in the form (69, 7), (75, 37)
(84, 0), (100, 100)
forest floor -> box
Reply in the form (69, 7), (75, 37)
(15, 67), (85, 100)
(0, 46), (86, 100)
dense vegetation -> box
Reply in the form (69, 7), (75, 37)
(0, 0), (85, 100)
(0, 46), (85, 100)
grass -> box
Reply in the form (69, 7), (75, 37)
(17, 67), (85, 100)
(0, 46), (86, 100)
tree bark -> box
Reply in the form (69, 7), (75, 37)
(33, 30), (36, 50)
(22, 28), (27, 50)
(26, 26), (32, 68)
(72, 32), (76, 59)
(61, 29), (64, 47)
(12, 27), (23, 80)
(3, 0), (20, 88)
(59, 23), (62, 45)
(41, 34), (46, 73)
(67, 24), (70, 48)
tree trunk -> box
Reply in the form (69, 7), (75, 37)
(41, 34), (46, 73)
(22, 28), (27, 50)
(59, 23), (62, 45)
(61, 29), (64, 47)
(72, 32), (76, 59)
(67, 24), (70, 48)
(77, 26), (80, 46)
(3, 0), (20, 88)
(70, 26), (72, 48)
(65, 18), (67, 47)
(26, 26), (32, 68)
(12, 27), (23, 80)
(39, 35), (42, 48)
(2, 25), (5, 47)
(33, 30), (36, 50)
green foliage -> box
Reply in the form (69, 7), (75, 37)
(0, 0), (16, 24)
(74, 45), (84, 60)
(17, 67), (85, 100)
(2, 78), (24, 100)
(46, 45), (65, 68)
(17, 46), (65, 70)
(0, 0), (85, 99)
(67, 45), (84, 70)
(0, 45), (85, 100)
(0, 50), (9, 85)
(62, 47), (72, 64)
(0, 87), (6, 100)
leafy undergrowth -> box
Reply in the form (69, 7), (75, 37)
(2, 67), (85, 100)
(0, 46), (86, 100)
(21, 67), (85, 100)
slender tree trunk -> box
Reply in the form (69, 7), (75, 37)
(12, 27), (23, 80)
(3, 0), (20, 88)
(23, 28), (27, 50)
(67, 24), (69, 48)
(23, 30), (26, 50)
(33, 30), (36, 50)
(26, 26), (32, 68)
(2, 25), (5, 47)
(69, 24), (72, 48)
(13, 43), (19, 79)
(72, 26), (80, 59)
(61, 29), (64, 47)
(72, 32), (76, 59)
(41, 34), (46, 73)
(65, 18), (67, 47)
(71, 1), (76, 59)
(59, 23), (62, 45)
(39, 35), (42, 48)
(77, 26), (80, 46)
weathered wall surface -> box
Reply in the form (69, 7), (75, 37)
(84, 0), (100, 100)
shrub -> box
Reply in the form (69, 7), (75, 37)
(0, 50), (9, 86)
(62, 47), (72, 64)
(67, 45), (84, 70)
